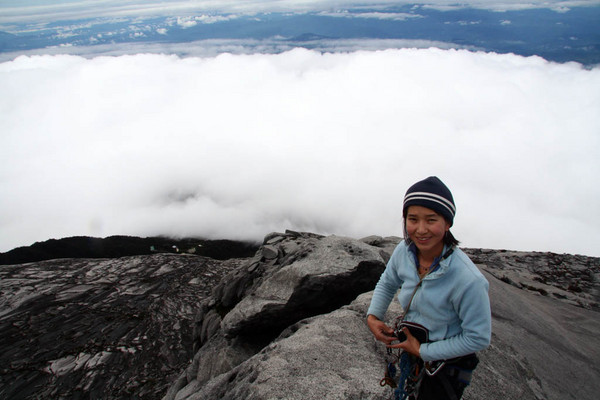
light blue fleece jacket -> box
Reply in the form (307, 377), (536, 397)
(367, 241), (491, 362)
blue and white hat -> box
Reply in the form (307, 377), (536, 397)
(403, 176), (456, 226)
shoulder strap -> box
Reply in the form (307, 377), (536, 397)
(401, 276), (425, 322)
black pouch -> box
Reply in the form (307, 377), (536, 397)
(393, 320), (429, 344)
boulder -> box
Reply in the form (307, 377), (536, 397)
(170, 231), (388, 399)
(221, 233), (387, 338)
(178, 292), (402, 400)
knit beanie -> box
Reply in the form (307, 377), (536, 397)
(403, 176), (456, 226)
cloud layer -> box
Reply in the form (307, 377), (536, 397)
(1, 48), (599, 256)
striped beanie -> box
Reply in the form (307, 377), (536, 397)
(403, 176), (456, 226)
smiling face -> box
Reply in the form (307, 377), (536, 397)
(405, 205), (451, 258)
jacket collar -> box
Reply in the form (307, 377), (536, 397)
(407, 242), (454, 277)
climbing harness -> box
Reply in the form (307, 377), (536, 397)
(382, 351), (477, 400)
(396, 350), (425, 400)
(380, 346), (430, 400)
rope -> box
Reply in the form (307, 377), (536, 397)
(390, 351), (425, 400)
(394, 351), (413, 400)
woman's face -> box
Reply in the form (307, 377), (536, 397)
(405, 205), (451, 257)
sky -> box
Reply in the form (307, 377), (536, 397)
(2, 0), (599, 25)
(1, 1), (599, 257)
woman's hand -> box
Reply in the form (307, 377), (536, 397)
(367, 314), (396, 345)
(388, 327), (421, 358)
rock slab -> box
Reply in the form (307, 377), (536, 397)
(0, 253), (243, 399)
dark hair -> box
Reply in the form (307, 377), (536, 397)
(444, 230), (460, 247)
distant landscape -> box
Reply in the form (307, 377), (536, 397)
(1, 5), (599, 64)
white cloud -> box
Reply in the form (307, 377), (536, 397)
(1, 48), (599, 257)
(176, 16), (198, 28)
(444, 21), (481, 26)
(319, 11), (423, 21)
(0, 38), (481, 64)
(420, 1), (598, 12)
(53, 31), (77, 40)
(174, 14), (238, 28)
(196, 14), (239, 23)
(552, 6), (572, 13)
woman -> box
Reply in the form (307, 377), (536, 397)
(367, 176), (491, 400)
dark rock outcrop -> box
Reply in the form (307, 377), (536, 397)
(464, 248), (599, 310)
(0, 253), (245, 399)
(0, 236), (260, 265)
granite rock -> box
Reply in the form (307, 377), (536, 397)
(2, 232), (599, 400)
(169, 281), (600, 400)
(169, 231), (388, 397)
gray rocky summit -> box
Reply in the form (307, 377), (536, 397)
(1, 231), (599, 400)
(164, 232), (600, 400)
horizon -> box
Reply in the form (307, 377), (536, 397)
(1, 1), (599, 258)
(3, 231), (599, 259)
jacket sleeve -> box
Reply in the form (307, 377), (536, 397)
(367, 246), (404, 320)
(419, 275), (492, 361)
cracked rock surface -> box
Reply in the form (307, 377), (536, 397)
(464, 248), (600, 310)
(0, 253), (244, 399)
